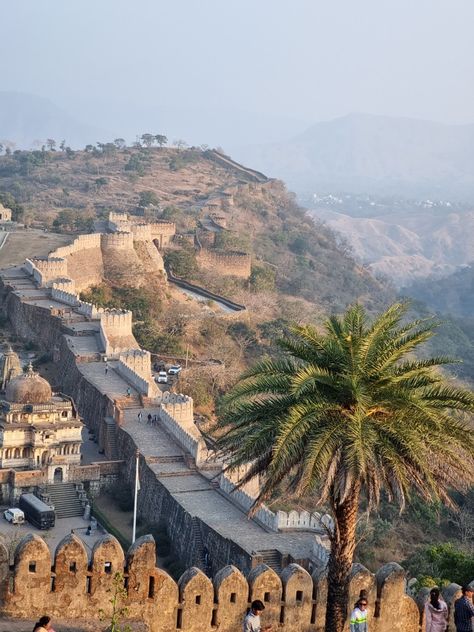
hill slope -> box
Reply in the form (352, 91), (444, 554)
(0, 145), (392, 312)
(234, 113), (474, 199)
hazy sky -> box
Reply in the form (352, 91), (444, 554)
(2, 0), (474, 125)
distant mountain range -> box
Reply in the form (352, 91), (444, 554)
(0, 92), (108, 148)
(234, 113), (474, 200)
(0, 91), (306, 150)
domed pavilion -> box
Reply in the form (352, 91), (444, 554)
(0, 362), (83, 492)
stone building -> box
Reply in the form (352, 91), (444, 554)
(0, 362), (83, 486)
(0, 202), (12, 222)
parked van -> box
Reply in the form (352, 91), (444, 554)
(19, 493), (55, 529)
(3, 508), (25, 524)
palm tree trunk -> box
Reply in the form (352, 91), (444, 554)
(325, 482), (361, 632)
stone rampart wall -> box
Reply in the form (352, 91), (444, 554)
(161, 392), (194, 426)
(131, 223), (152, 241)
(101, 231), (134, 251)
(119, 349), (153, 380)
(158, 406), (209, 465)
(219, 474), (278, 531)
(30, 257), (68, 286)
(99, 309), (134, 355)
(196, 249), (251, 278)
(0, 533), (464, 632)
(51, 233), (101, 259)
(116, 360), (157, 397)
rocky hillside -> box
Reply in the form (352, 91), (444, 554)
(0, 144), (392, 313)
(309, 206), (474, 286)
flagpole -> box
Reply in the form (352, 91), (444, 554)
(132, 448), (139, 543)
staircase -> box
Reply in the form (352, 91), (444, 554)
(46, 483), (84, 518)
(191, 517), (205, 570)
(258, 549), (282, 573)
(104, 417), (119, 460)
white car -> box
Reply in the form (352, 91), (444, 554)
(168, 365), (182, 375)
(156, 371), (168, 384)
(4, 508), (25, 524)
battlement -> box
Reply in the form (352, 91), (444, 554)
(0, 532), (462, 632)
(109, 211), (129, 223)
(101, 231), (134, 251)
(119, 348), (153, 379)
(116, 357), (158, 397)
(29, 257), (68, 286)
(161, 391), (194, 426)
(51, 233), (102, 259)
(131, 223), (152, 241)
(196, 249), (251, 278)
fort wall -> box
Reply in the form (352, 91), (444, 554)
(0, 533), (466, 632)
(196, 248), (251, 278)
(101, 231), (134, 252)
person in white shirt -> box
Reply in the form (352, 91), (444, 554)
(243, 600), (273, 632)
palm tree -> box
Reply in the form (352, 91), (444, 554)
(214, 303), (474, 632)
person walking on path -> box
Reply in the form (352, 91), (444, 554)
(33, 616), (55, 632)
(126, 387), (131, 397)
(243, 600), (272, 632)
(350, 598), (368, 632)
(425, 587), (448, 632)
(105, 364), (108, 375)
(137, 411), (143, 422)
(454, 585), (474, 632)
(147, 413), (152, 424)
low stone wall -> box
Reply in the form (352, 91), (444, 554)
(0, 532), (466, 632)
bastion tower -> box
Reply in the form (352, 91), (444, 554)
(0, 362), (83, 498)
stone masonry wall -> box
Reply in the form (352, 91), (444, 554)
(0, 533), (468, 632)
(196, 248), (251, 278)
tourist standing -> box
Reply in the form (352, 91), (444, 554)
(243, 600), (272, 632)
(350, 598), (368, 632)
(138, 411), (143, 422)
(126, 387), (131, 397)
(147, 413), (152, 424)
(425, 588), (448, 632)
(454, 585), (474, 632)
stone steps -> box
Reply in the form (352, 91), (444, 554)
(257, 549), (282, 573)
(46, 483), (84, 518)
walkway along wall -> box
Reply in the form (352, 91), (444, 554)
(0, 532), (469, 632)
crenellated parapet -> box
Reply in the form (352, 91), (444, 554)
(100, 231), (134, 251)
(119, 348), (153, 380)
(161, 391), (194, 426)
(131, 223), (152, 241)
(0, 533), (461, 632)
(99, 309), (135, 355)
(29, 257), (68, 286)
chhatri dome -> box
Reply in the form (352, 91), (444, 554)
(5, 363), (52, 404)
(0, 345), (22, 390)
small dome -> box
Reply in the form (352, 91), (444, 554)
(5, 364), (52, 404)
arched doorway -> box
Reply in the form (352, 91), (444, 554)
(54, 467), (63, 483)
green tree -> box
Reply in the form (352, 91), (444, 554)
(138, 190), (160, 208)
(141, 133), (155, 148)
(214, 303), (474, 632)
(404, 543), (474, 587)
(46, 138), (56, 151)
(154, 134), (168, 146)
(114, 138), (126, 149)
